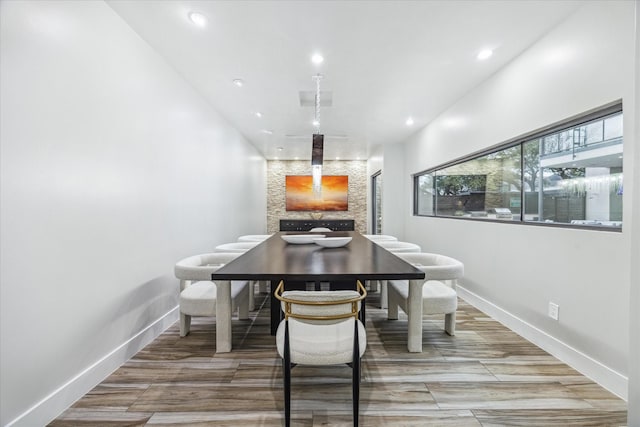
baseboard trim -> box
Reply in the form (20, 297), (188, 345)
(6, 307), (179, 427)
(457, 286), (628, 400)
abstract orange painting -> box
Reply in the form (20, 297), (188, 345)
(285, 175), (349, 211)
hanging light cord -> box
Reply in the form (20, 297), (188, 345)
(313, 74), (322, 134)
(311, 73), (323, 197)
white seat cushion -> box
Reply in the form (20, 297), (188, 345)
(180, 280), (249, 316)
(389, 280), (457, 314)
(276, 318), (367, 365)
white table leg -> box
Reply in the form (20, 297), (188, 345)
(216, 280), (232, 353)
(407, 279), (423, 352)
(380, 280), (388, 309)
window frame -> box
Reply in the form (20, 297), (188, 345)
(413, 102), (623, 232)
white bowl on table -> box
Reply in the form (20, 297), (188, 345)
(313, 237), (352, 248)
(282, 234), (326, 244)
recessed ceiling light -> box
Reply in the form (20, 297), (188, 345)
(405, 117), (414, 126)
(188, 12), (207, 27)
(232, 79), (244, 87)
(274, 156), (279, 160)
(255, 112), (262, 118)
(311, 53), (324, 64)
(277, 147), (284, 151)
(336, 156), (340, 160)
(312, 120), (320, 127)
(261, 129), (273, 135)
(477, 49), (493, 60)
(294, 156), (299, 160)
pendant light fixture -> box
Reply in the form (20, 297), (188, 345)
(311, 74), (324, 197)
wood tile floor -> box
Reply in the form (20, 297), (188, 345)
(51, 293), (627, 426)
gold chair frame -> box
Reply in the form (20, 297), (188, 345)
(274, 280), (367, 321)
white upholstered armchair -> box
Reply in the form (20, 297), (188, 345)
(174, 253), (250, 351)
(215, 241), (262, 310)
(373, 240), (422, 309)
(387, 252), (464, 352)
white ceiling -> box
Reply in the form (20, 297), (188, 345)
(107, 0), (582, 161)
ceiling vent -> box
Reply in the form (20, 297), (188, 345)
(299, 91), (332, 107)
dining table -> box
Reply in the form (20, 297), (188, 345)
(210, 231), (425, 352)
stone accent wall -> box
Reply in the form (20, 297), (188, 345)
(267, 160), (367, 233)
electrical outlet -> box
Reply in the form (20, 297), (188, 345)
(548, 302), (559, 320)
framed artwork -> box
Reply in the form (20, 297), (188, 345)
(285, 175), (348, 211)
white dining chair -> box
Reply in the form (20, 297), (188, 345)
(215, 241), (260, 252)
(362, 234), (398, 242)
(374, 240), (422, 309)
(236, 236), (271, 293)
(174, 252), (250, 352)
(275, 281), (367, 427)
(215, 241), (262, 310)
(374, 240), (421, 253)
(237, 234), (272, 242)
(387, 252), (464, 352)
(361, 235), (398, 293)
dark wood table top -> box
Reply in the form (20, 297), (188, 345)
(210, 231), (426, 282)
(212, 231), (425, 335)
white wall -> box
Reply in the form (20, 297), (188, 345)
(366, 144), (406, 238)
(0, 2), (266, 426)
(401, 1), (635, 398)
(366, 145), (384, 234)
(381, 144), (407, 240)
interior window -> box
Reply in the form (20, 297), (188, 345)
(414, 108), (623, 230)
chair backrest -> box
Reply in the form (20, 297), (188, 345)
(309, 227), (332, 232)
(237, 234), (272, 242)
(363, 234), (398, 241)
(395, 252), (464, 281)
(174, 252), (241, 281)
(275, 281), (366, 322)
(214, 241), (260, 252)
(375, 241), (421, 253)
